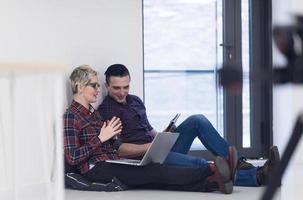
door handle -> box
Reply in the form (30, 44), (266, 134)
(219, 43), (233, 48)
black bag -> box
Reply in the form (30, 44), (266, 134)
(65, 173), (128, 192)
(64, 162), (128, 192)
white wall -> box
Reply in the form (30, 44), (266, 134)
(0, 64), (67, 200)
(272, 0), (303, 165)
(272, 0), (303, 25)
(273, 85), (303, 165)
(0, 1), (143, 199)
(0, 0), (144, 106)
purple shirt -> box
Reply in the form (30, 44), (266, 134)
(98, 95), (154, 146)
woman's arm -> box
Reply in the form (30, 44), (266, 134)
(64, 112), (102, 165)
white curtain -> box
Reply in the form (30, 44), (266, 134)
(0, 66), (65, 200)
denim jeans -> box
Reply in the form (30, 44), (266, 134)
(163, 114), (259, 186)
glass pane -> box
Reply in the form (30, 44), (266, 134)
(143, 0), (223, 150)
(241, 0), (251, 147)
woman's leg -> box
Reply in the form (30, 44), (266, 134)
(85, 162), (210, 185)
(84, 162), (215, 192)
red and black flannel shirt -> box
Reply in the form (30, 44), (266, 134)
(64, 100), (119, 174)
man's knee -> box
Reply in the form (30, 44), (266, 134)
(188, 114), (209, 126)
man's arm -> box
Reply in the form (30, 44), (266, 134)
(115, 128), (156, 158)
(150, 129), (158, 137)
(117, 143), (151, 158)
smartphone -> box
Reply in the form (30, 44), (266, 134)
(164, 113), (181, 132)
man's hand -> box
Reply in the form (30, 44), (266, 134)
(98, 116), (122, 143)
(163, 124), (177, 132)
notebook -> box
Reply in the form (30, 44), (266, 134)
(105, 132), (179, 166)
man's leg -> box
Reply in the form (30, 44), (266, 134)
(172, 114), (229, 157)
(164, 151), (209, 167)
(171, 114), (260, 186)
(165, 151), (258, 186)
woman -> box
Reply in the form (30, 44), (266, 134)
(63, 65), (235, 194)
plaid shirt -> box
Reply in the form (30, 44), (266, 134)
(64, 100), (119, 174)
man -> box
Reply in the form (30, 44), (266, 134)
(98, 64), (280, 186)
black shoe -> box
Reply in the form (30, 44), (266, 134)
(257, 146), (280, 185)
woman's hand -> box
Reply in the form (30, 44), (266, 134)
(98, 116), (122, 143)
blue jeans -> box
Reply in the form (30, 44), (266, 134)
(163, 114), (259, 186)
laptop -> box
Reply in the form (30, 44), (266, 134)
(106, 132), (179, 166)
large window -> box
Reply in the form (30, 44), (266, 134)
(143, 0), (272, 157)
(143, 0), (223, 150)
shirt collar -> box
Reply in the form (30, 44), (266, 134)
(107, 95), (130, 106)
(71, 100), (95, 115)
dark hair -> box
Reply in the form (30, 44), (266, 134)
(104, 64), (130, 84)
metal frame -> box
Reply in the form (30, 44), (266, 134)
(242, 0), (273, 157)
(222, 0), (273, 158)
(222, 0), (243, 150)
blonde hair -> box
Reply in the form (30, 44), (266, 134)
(69, 65), (98, 94)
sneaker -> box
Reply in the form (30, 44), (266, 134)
(208, 156), (233, 194)
(226, 146), (238, 181)
(256, 146), (280, 185)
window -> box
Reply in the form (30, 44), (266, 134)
(242, 0), (251, 147)
(143, 0), (223, 150)
(143, 0), (273, 157)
